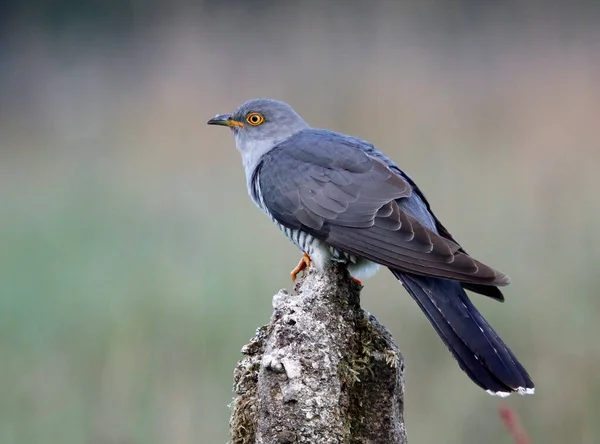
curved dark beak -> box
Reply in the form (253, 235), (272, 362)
(207, 113), (244, 128)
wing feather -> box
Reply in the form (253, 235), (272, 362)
(257, 129), (509, 287)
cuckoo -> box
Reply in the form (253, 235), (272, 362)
(207, 98), (534, 397)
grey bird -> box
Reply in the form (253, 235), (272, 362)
(207, 98), (534, 397)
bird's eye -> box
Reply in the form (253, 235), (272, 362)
(246, 112), (264, 126)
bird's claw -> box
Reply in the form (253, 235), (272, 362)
(290, 253), (311, 282)
(350, 276), (363, 286)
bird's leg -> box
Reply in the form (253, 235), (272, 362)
(290, 252), (311, 281)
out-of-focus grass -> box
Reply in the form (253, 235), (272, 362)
(1, 8), (600, 443)
(1, 175), (290, 442)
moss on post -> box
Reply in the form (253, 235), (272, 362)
(230, 265), (406, 444)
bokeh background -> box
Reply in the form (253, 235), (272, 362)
(2, 1), (599, 443)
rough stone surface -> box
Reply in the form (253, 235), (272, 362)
(230, 265), (406, 444)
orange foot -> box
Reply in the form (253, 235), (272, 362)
(290, 253), (311, 282)
(350, 276), (363, 286)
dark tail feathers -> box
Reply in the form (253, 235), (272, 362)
(391, 270), (534, 396)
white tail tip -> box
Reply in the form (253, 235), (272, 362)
(486, 387), (535, 397)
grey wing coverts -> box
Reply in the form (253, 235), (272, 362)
(256, 129), (509, 287)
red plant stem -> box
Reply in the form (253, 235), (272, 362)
(499, 405), (531, 444)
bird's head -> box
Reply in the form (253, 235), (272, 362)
(207, 98), (309, 155)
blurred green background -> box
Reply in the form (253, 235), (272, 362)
(1, 1), (599, 443)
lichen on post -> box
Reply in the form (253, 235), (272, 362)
(230, 265), (407, 444)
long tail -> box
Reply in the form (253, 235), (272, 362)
(391, 270), (534, 396)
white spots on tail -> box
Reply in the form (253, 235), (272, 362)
(518, 387), (535, 395)
(486, 387), (535, 397)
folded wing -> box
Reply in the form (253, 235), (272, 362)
(257, 130), (509, 287)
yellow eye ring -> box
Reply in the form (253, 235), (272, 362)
(246, 112), (264, 126)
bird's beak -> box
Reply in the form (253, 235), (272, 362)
(207, 114), (244, 128)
